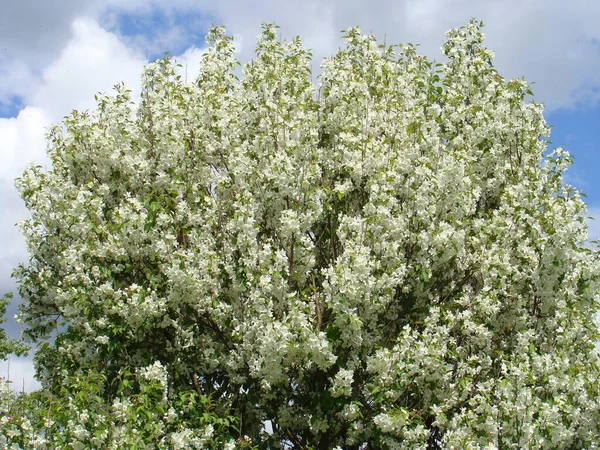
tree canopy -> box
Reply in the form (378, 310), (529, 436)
(2, 19), (600, 449)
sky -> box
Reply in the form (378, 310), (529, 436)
(1, 0), (600, 391)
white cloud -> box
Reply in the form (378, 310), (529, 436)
(4, 1), (600, 112)
(0, 58), (38, 114)
(0, 0), (98, 67)
(30, 17), (147, 122)
(0, 107), (51, 290)
(0, 356), (41, 393)
(0, 107), (50, 181)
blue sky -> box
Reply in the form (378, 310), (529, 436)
(1, 0), (599, 390)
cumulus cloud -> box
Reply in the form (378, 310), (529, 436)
(30, 17), (146, 122)
(0, 58), (38, 116)
(0, 0), (102, 115)
(0, 0), (97, 66)
(99, 5), (214, 60)
(0, 108), (50, 181)
(0, 107), (50, 301)
(0, 357), (41, 393)
(4, 0), (600, 112)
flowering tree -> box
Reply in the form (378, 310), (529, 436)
(6, 19), (600, 448)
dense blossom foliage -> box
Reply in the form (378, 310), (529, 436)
(0, 362), (248, 449)
(0, 295), (27, 362)
(2, 19), (600, 448)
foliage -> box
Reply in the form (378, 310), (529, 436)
(0, 362), (250, 448)
(0, 294), (28, 361)
(5, 19), (600, 448)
